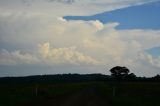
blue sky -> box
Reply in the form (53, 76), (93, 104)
(147, 47), (160, 57)
(64, 1), (160, 30)
(0, 0), (160, 77)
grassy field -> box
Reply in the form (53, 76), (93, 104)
(97, 82), (160, 106)
(0, 81), (160, 106)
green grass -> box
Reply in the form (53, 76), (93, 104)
(110, 82), (160, 106)
(0, 82), (160, 106)
(0, 82), (95, 106)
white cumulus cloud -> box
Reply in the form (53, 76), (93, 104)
(38, 42), (100, 65)
(0, 49), (39, 66)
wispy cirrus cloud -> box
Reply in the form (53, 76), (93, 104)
(0, 0), (157, 16)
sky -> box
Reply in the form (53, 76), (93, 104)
(0, 0), (160, 77)
(64, 1), (160, 30)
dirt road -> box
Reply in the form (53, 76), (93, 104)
(60, 87), (110, 106)
(27, 87), (111, 106)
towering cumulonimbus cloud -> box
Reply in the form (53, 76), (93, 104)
(0, 0), (159, 77)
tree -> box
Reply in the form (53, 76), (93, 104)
(110, 66), (130, 79)
(152, 74), (160, 81)
(127, 73), (136, 80)
(109, 66), (130, 97)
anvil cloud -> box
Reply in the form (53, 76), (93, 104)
(0, 0), (159, 77)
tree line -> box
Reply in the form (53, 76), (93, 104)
(0, 66), (160, 84)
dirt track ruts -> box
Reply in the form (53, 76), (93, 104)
(60, 87), (110, 106)
(26, 87), (111, 106)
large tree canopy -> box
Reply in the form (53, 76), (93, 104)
(110, 66), (130, 77)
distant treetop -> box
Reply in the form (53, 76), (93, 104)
(110, 66), (129, 77)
